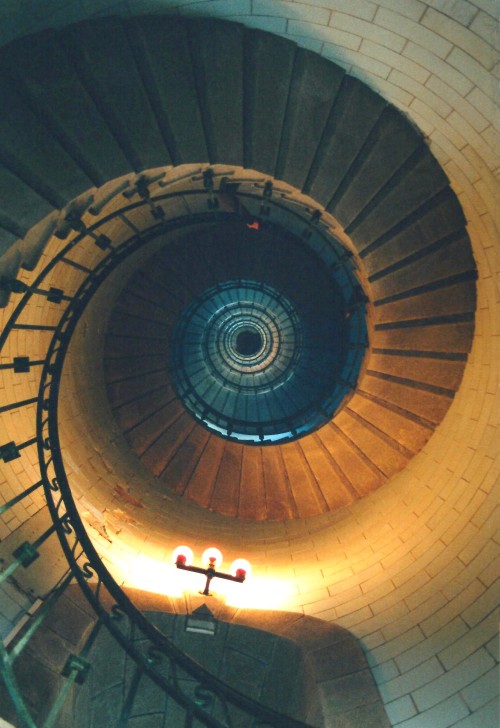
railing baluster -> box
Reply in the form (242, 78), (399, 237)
(117, 665), (143, 727)
(0, 397), (38, 414)
(0, 479), (43, 516)
(7, 571), (74, 660)
(0, 520), (61, 585)
(12, 324), (58, 331)
(0, 358), (44, 371)
(41, 618), (102, 728)
(0, 638), (37, 728)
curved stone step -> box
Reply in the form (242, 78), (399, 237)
(189, 18), (245, 166)
(128, 398), (186, 459)
(243, 29), (296, 176)
(104, 354), (169, 387)
(126, 16), (208, 165)
(110, 386), (175, 434)
(276, 48), (344, 190)
(0, 76), (92, 210)
(329, 107), (422, 227)
(375, 280), (477, 325)
(0, 165), (53, 245)
(60, 17), (171, 172)
(1, 30), (130, 185)
(304, 75), (387, 206)
(347, 153), (450, 248)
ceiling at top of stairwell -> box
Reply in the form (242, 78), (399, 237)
(0, 15), (477, 520)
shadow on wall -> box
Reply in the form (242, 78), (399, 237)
(1, 585), (391, 728)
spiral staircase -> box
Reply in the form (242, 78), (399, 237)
(0, 13), (477, 728)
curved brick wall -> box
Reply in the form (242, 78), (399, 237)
(0, 3), (498, 728)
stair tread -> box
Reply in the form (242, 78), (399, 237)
(346, 396), (431, 454)
(280, 441), (329, 518)
(305, 76), (386, 206)
(359, 374), (453, 424)
(0, 165), (54, 238)
(375, 280), (476, 323)
(297, 437), (354, 512)
(160, 426), (211, 495)
(126, 16), (208, 164)
(330, 107), (421, 227)
(244, 29), (296, 176)
(238, 446), (268, 520)
(189, 19), (244, 166)
(1, 30), (130, 184)
(373, 321), (475, 355)
(362, 189), (465, 272)
(107, 370), (171, 407)
(335, 409), (410, 477)
(182, 435), (226, 509)
(111, 386), (175, 432)
(317, 424), (383, 497)
(140, 410), (194, 475)
(371, 234), (475, 300)
(210, 442), (243, 517)
(60, 18), (170, 172)
(367, 353), (466, 391)
(0, 76), (92, 207)
(261, 446), (297, 520)
(104, 354), (168, 385)
(128, 399), (185, 457)
(348, 153), (449, 248)
(276, 49), (345, 191)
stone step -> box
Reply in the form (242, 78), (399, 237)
(140, 411), (197, 478)
(189, 19), (245, 166)
(128, 397), (186, 459)
(243, 29), (296, 176)
(126, 16), (208, 165)
(107, 370), (172, 409)
(304, 75), (386, 206)
(60, 17), (170, 172)
(0, 76), (92, 209)
(104, 354), (167, 385)
(1, 30), (130, 185)
(276, 49), (344, 190)
(347, 153), (449, 248)
(330, 107), (421, 228)
(110, 385), (175, 434)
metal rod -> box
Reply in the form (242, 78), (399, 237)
(12, 324), (58, 331)
(0, 361), (44, 370)
(0, 638), (37, 728)
(0, 480), (43, 516)
(8, 571), (74, 661)
(18, 436), (38, 451)
(41, 618), (103, 728)
(117, 665), (143, 727)
(0, 521), (59, 585)
(0, 397), (38, 414)
(60, 258), (92, 273)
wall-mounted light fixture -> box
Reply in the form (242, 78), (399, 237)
(173, 546), (251, 596)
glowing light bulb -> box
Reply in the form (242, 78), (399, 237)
(202, 547), (223, 569)
(230, 558), (251, 580)
(172, 545), (194, 566)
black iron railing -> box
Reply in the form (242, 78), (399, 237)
(0, 169), (368, 727)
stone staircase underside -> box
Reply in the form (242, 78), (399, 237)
(0, 15), (476, 521)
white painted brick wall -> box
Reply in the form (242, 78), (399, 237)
(395, 694), (470, 727)
(422, 7), (496, 69)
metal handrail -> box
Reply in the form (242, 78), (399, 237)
(1, 176), (367, 726)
